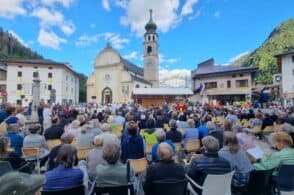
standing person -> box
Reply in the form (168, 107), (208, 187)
(16, 107), (26, 137)
(44, 117), (64, 140)
(37, 103), (44, 130)
(43, 104), (52, 131)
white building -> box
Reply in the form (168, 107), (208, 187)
(275, 50), (294, 105)
(0, 59), (79, 106)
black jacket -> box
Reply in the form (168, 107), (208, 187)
(187, 153), (231, 186)
(144, 160), (185, 195)
(166, 128), (182, 143)
(44, 125), (64, 140)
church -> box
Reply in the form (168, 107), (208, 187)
(87, 10), (159, 104)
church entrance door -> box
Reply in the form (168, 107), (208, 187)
(102, 87), (112, 104)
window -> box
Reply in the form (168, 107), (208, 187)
(33, 72), (38, 78)
(66, 75), (68, 81)
(135, 84), (140, 88)
(16, 100), (22, 105)
(232, 74), (236, 78)
(17, 71), (22, 77)
(34, 66), (38, 69)
(48, 66), (53, 70)
(147, 46), (152, 54)
(293, 69), (294, 76)
(239, 74), (243, 77)
(236, 79), (248, 88)
(227, 80), (231, 88)
(148, 36), (151, 41)
(17, 84), (22, 90)
(292, 55), (294, 62)
(205, 82), (217, 89)
(18, 65), (22, 68)
(153, 35), (155, 41)
(48, 72), (52, 78)
(48, 85), (52, 90)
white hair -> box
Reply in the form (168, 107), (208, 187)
(155, 128), (166, 142)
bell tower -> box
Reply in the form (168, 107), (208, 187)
(143, 9), (159, 87)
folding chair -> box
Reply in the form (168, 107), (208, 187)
(147, 178), (187, 195)
(47, 139), (61, 150)
(128, 158), (148, 174)
(77, 147), (92, 160)
(22, 147), (40, 173)
(184, 139), (200, 153)
(92, 184), (134, 195)
(174, 142), (182, 153)
(145, 143), (153, 154)
(41, 185), (85, 195)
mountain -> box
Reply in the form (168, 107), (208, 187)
(232, 18), (294, 84)
(0, 28), (43, 60)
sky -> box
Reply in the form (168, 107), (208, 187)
(0, 0), (294, 87)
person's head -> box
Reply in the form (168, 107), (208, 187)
(223, 132), (240, 153)
(157, 142), (173, 161)
(169, 119), (177, 129)
(272, 132), (293, 150)
(28, 124), (41, 134)
(60, 132), (74, 144)
(7, 123), (19, 133)
(206, 121), (216, 132)
(56, 144), (77, 168)
(71, 120), (80, 129)
(6, 106), (16, 115)
(146, 118), (155, 129)
(91, 119), (100, 128)
(187, 119), (195, 128)
(101, 123), (110, 132)
(156, 128), (166, 142)
(93, 134), (103, 148)
(16, 106), (24, 114)
(102, 143), (120, 165)
(202, 136), (219, 153)
(0, 136), (9, 155)
(51, 117), (60, 125)
(222, 119), (232, 131)
(232, 125), (243, 133)
(81, 124), (91, 134)
(255, 112), (263, 120)
(127, 120), (138, 136)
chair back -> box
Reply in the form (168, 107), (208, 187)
(174, 142), (182, 153)
(71, 138), (77, 146)
(277, 164), (294, 192)
(128, 158), (148, 174)
(263, 126), (274, 133)
(247, 169), (274, 195)
(252, 125), (262, 133)
(22, 147), (40, 158)
(148, 179), (187, 195)
(201, 170), (235, 195)
(0, 161), (13, 176)
(77, 147), (91, 160)
(41, 185), (85, 195)
(47, 139), (61, 150)
(184, 139), (200, 153)
(146, 143), (153, 154)
(93, 184), (134, 195)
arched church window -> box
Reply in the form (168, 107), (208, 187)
(148, 36), (151, 41)
(147, 46), (152, 54)
(153, 35), (155, 41)
(135, 84), (140, 88)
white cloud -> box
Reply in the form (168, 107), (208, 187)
(31, 7), (75, 35)
(41, 0), (74, 8)
(38, 28), (67, 49)
(214, 11), (221, 18)
(102, 0), (111, 11)
(0, 0), (26, 19)
(123, 51), (138, 60)
(159, 68), (191, 87)
(75, 34), (99, 47)
(188, 10), (201, 20)
(229, 51), (249, 63)
(159, 54), (181, 64)
(181, 0), (198, 16)
(8, 30), (28, 47)
(75, 32), (129, 49)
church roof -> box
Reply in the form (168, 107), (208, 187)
(133, 88), (193, 95)
(131, 75), (151, 85)
(145, 9), (157, 33)
(121, 58), (144, 76)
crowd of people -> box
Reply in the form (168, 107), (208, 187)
(0, 101), (294, 194)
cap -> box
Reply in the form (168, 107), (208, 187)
(0, 171), (45, 195)
(6, 116), (19, 124)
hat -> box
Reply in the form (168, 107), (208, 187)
(6, 116), (19, 124)
(0, 171), (45, 195)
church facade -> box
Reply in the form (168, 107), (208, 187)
(87, 10), (159, 104)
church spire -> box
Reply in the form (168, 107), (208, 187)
(149, 9), (153, 21)
(145, 9), (157, 32)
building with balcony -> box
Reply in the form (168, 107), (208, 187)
(275, 50), (294, 105)
(191, 58), (258, 104)
(0, 59), (80, 106)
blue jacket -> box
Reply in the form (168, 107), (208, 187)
(43, 165), (83, 190)
(6, 133), (23, 156)
(121, 134), (145, 163)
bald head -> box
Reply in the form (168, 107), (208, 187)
(157, 142), (173, 161)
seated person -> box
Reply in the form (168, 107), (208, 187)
(6, 123), (23, 157)
(47, 132), (75, 170)
(187, 136), (231, 193)
(96, 143), (134, 187)
(77, 124), (94, 149)
(44, 117), (64, 140)
(166, 119), (182, 143)
(43, 144), (83, 191)
(0, 136), (34, 173)
(86, 135), (105, 180)
(254, 131), (294, 175)
(182, 119), (199, 147)
(143, 118), (158, 145)
(144, 142), (185, 195)
(152, 129), (175, 162)
(218, 132), (254, 187)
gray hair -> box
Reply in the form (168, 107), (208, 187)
(7, 124), (19, 133)
(156, 128), (166, 142)
(60, 132), (74, 143)
(206, 121), (216, 131)
(169, 119), (177, 128)
(93, 134), (104, 147)
(71, 120), (80, 129)
(101, 123), (110, 132)
(202, 136), (219, 153)
(281, 123), (293, 133)
(157, 142), (173, 161)
(187, 119), (195, 128)
(102, 143), (120, 164)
